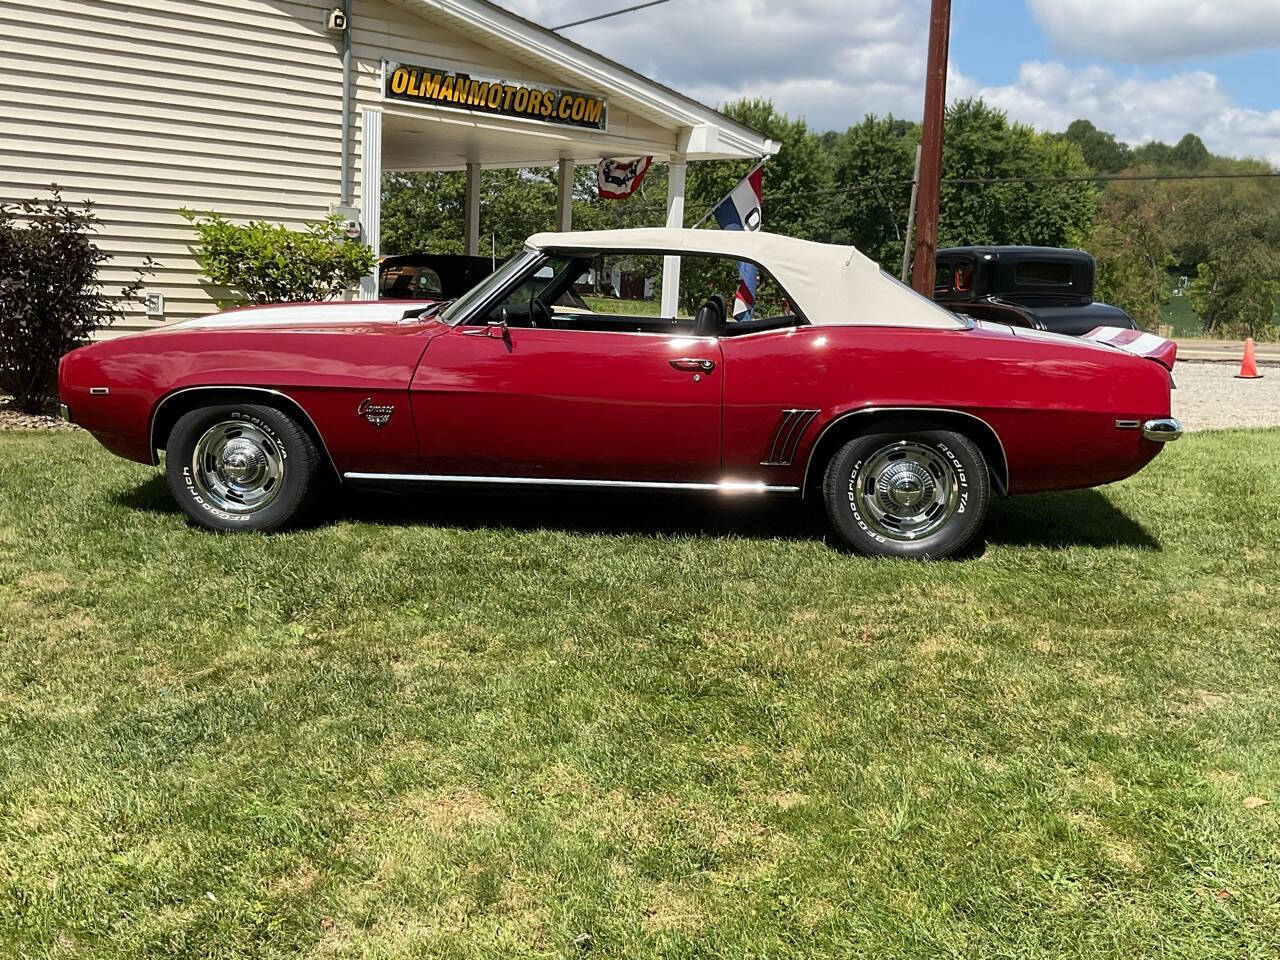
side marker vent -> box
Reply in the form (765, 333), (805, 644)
(762, 408), (819, 466)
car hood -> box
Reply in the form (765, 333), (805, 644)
(128, 301), (431, 337)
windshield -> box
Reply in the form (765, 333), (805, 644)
(439, 250), (540, 325)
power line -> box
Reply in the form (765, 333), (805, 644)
(552, 0), (673, 31)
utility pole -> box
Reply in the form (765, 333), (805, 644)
(909, 0), (951, 296)
(901, 144), (922, 282)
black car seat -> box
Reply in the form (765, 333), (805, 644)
(693, 294), (726, 337)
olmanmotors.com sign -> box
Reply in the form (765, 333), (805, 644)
(384, 61), (607, 131)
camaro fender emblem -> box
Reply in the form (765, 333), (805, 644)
(357, 397), (395, 428)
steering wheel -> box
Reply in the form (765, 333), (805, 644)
(529, 297), (553, 328)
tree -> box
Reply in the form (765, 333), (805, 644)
(380, 168), (557, 259)
(680, 99), (833, 312)
(1087, 174), (1174, 329)
(938, 100), (1099, 250)
(180, 210), (376, 304)
(1, 186), (150, 413)
(827, 115), (917, 272)
(1055, 119), (1131, 174)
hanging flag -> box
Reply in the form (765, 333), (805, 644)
(596, 156), (653, 199)
(711, 163), (764, 319)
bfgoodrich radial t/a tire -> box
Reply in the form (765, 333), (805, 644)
(823, 429), (990, 559)
(164, 403), (320, 532)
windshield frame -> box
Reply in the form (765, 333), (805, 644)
(439, 249), (543, 326)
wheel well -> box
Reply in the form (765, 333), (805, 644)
(149, 387), (338, 479)
(802, 409), (1009, 498)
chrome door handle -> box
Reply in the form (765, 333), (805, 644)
(670, 357), (715, 372)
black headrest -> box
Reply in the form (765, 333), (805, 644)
(693, 294), (726, 337)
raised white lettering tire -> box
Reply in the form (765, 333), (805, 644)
(164, 403), (319, 532)
(823, 429), (990, 559)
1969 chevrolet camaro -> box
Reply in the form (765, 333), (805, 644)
(59, 228), (1181, 558)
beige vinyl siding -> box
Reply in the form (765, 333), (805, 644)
(0, 0), (347, 329)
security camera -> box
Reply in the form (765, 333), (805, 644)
(326, 8), (347, 33)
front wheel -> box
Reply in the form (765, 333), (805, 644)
(823, 429), (990, 559)
(165, 403), (321, 532)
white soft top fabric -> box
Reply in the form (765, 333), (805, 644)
(527, 228), (965, 329)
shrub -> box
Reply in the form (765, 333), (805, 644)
(0, 185), (149, 414)
(180, 210), (377, 305)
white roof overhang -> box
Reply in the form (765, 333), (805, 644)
(385, 0), (778, 164)
(526, 228), (967, 330)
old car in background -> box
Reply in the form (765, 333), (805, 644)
(379, 252), (591, 309)
(378, 253), (493, 300)
(60, 228), (1180, 559)
(934, 246), (1137, 337)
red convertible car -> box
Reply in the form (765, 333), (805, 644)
(59, 228), (1181, 558)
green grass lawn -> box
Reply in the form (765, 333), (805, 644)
(582, 296), (663, 316)
(2, 430), (1279, 959)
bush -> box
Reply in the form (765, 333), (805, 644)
(0, 185), (148, 413)
(180, 210), (377, 305)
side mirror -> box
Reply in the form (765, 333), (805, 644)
(463, 319), (509, 340)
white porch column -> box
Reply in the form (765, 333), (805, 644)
(660, 155), (686, 317)
(357, 108), (382, 300)
(556, 156), (574, 232)
(464, 162), (482, 256)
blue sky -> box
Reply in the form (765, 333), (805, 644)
(505, 0), (1280, 165)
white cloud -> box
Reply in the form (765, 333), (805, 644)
(960, 61), (1280, 166)
(499, 0), (1280, 165)
(1027, 0), (1280, 61)
(502, 0), (935, 124)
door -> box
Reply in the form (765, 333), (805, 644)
(409, 324), (723, 483)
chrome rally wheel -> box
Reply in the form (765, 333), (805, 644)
(165, 403), (320, 532)
(853, 440), (959, 541)
(823, 428), (990, 559)
(191, 420), (285, 514)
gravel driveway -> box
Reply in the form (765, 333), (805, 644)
(1172, 360), (1280, 431)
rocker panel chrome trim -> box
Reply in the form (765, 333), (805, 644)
(148, 385), (339, 477)
(799, 406), (1011, 498)
(343, 473), (800, 494)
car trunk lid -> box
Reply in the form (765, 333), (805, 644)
(1081, 326), (1178, 371)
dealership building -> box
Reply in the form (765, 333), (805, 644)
(2, 0), (775, 330)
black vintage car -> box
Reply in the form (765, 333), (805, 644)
(379, 254), (495, 300)
(379, 253), (590, 309)
(933, 246), (1136, 337)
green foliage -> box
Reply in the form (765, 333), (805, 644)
(179, 210), (376, 305)
(1086, 176), (1175, 329)
(938, 100), (1099, 250)
(680, 99), (832, 313)
(0, 185), (151, 413)
(827, 115), (917, 271)
(1055, 119), (1131, 174)
(1189, 255), (1279, 340)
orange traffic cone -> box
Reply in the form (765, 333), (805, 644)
(1236, 338), (1264, 379)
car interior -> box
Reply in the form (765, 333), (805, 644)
(470, 253), (805, 337)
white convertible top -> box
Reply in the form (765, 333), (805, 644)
(527, 228), (965, 329)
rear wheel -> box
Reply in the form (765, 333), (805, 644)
(823, 429), (989, 558)
(164, 403), (320, 532)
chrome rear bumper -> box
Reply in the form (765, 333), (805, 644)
(1142, 417), (1182, 442)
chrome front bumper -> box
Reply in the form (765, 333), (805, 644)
(59, 403), (72, 422)
(1142, 417), (1182, 442)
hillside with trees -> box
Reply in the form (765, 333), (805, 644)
(382, 99), (1279, 338)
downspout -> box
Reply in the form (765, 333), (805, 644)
(339, 0), (353, 204)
